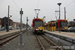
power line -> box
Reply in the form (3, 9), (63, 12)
(65, 0), (75, 7)
(37, 0), (40, 8)
(12, 0), (20, 10)
(50, 0), (75, 19)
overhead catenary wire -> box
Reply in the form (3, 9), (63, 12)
(12, 0), (20, 12)
(65, 0), (75, 7)
(37, 0), (40, 8)
(49, 0), (75, 20)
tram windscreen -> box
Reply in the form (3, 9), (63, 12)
(61, 22), (68, 28)
(34, 21), (43, 29)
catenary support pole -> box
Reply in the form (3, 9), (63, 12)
(7, 5), (10, 32)
(64, 7), (66, 20)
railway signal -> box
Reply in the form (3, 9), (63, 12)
(20, 8), (23, 45)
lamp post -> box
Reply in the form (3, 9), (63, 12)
(43, 16), (46, 23)
(43, 16), (45, 19)
(57, 3), (62, 33)
(34, 9), (40, 18)
(10, 15), (12, 18)
(9, 15), (12, 26)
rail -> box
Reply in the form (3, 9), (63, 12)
(35, 35), (62, 50)
(0, 30), (26, 46)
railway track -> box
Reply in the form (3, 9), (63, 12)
(35, 35), (62, 50)
(0, 30), (26, 46)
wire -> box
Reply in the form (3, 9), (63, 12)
(49, 0), (75, 20)
(37, 0), (40, 8)
(12, 0), (20, 10)
(65, 0), (75, 7)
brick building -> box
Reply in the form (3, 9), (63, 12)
(2, 17), (13, 28)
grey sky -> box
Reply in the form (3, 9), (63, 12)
(0, 0), (75, 26)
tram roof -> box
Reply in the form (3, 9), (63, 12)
(48, 20), (56, 23)
(57, 19), (68, 22)
(33, 18), (43, 21)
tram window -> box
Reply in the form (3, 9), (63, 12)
(52, 23), (55, 26)
(34, 21), (43, 27)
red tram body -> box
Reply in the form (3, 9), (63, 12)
(47, 19), (68, 31)
(32, 18), (44, 34)
(56, 19), (68, 31)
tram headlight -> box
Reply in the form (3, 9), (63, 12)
(36, 29), (39, 30)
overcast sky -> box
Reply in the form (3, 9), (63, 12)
(0, 0), (75, 26)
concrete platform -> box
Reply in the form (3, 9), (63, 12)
(44, 30), (75, 40)
(0, 30), (40, 50)
(0, 29), (25, 36)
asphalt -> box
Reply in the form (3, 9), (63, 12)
(0, 29), (40, 50)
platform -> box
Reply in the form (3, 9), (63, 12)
(44, 30), (75, 40)
(0, 29), (25, 36)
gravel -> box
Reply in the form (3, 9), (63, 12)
(1, 30), (40, 50)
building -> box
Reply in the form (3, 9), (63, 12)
(2, 17), (13, 28)
(0, 18), (2, 29)
(12, 22), (20, 29)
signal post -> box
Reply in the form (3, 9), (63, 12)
(20, 8), (23, 45)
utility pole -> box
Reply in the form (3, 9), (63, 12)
(6, 5), (10, 32)
(20, 8), (23, 45)
(64, 7), (66, 20)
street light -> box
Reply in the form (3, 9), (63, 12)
(57, 3), (62, 33)
(10, 15), (12, 18)
(57, 3), (62, 20)
(43, 16), (46, 23)
(43, 16), (45, 19)
(34, 9), (40, 18)
(9, 15), (12, 26)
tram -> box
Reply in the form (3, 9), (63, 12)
(48, 19), (68, 31)
(32, 18), (44, 34)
